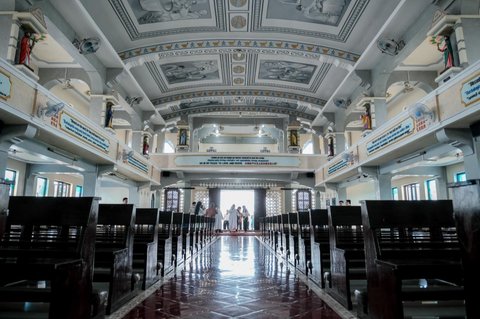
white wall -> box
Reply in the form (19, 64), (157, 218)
(97, 186), (129, 204)
(346, 180), (376, 205)
(387, 88), (428, 119)
(198, 143), (277, 153)
(50, 84), (90, 116)
(446, 162), (465, 183)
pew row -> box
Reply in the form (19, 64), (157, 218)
(0, 197), (101, 319)
(361, 200), (465, 319)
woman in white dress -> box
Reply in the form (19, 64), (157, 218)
(213, 203), (223, 233)
(228, 204), (238, 231)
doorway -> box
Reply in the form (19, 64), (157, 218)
(220, 190), (255, 230)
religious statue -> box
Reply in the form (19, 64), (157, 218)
(18, 32), (35, 68)
(327, 136), (334, 157)
(179, 129), (187, 145)
(104, 102), (114, 128)
(290, 130), (299, 147)
(142, 135), (149, 155)
(434, 35), (454, 71)
(361, 103), (372, 131)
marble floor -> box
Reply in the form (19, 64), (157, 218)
(120, 236), (348, 319)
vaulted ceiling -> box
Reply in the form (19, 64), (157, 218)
(77, 0), (401, 125)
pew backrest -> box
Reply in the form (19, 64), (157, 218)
(328, 206), (363, 251)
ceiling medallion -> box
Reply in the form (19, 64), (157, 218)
(234, 78), (245, 85)
(232, 52), (246, 61)
(231, 15), (247, 29)
(230, 0), (247, 7)
(233, 65), (245, 74)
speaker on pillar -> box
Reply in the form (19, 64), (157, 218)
(470, 121), (480, 137)
(161, 171), (171, 177)
(306, 172), (315, 178)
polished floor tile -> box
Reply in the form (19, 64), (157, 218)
(122, 236), (343, 319)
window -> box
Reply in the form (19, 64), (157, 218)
(4, 169), (17, 196)
(403, 183), (420, 200)
(53, 181), (71, 197)
(391, 187), (399, 200)
(454, 172), (466, 182)
(35, 177), (48, 197)
(425, 179), (437, 200)
(75, 185), (83, 197)
(296, 190), (311, 212)
(164, 141), (175, 154)
(164, 189), (180, 212)
(302, 141), (313, 154)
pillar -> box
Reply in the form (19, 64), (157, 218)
(372, 98), (387, 129)
(312, 134), (321, 154)
(0, 148), (8, 179)
(155, 130), (165, 153)
(314, 189), (321, 209)
(284, 189), (293, 213)
(375, 174), (392, 200)
(337, 186), (347, 202)
(131, 131), (143, 154)
(89, 96), (104, 126)
(0, 12), (15, 61)
(335, 133), (346, 154)
(435, 167), (449, 200)
(23, 164), (35, 196)
(82, 169), (100, 196)
(183, 184), (192, 213)
(128, 184), (139, 207)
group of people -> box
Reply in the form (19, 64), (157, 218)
(338, 199), (351, 206)
(188, 201), (224, 233)
(224, 205), (250, 232)
(188, 201), (252, 233)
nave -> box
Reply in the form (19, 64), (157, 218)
(119, 236), (345, 319)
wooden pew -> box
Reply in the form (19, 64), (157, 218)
(327, 205), (366, 310)
(95, 204), (136, 315)
(0, 197), (99, 319)
(182, 213), (191, 262)
(133, 208), (159, 290)
(280, 213), (290, 261)
(288, 212), (300, 268)
(274, 215), (282, 253)
(308, 209), (330, 288)
(157, 211), (173, 276)
(297, 211), (311, 275)
(189, 214), (197, 256)
(171, 212), (184, 267)
(361, 200), (465, 319)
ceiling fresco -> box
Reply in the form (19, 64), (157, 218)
(267, 0), (351, 26)
(80, 0), (400, 124)
(131, 0), (212, 24)
(160, 60), (220, 84)
(258, 60), (317, 84)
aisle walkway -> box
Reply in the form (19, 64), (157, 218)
(119, 236), (344, 319)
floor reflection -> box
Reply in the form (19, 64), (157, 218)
(122, 236), (342, 318)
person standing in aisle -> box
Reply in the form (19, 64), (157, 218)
(242, 205), (250, 232)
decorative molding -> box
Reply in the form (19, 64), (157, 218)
(119, 40), (359, 68)
(152, 89), (326, 107)
(161, 104), (317, 121)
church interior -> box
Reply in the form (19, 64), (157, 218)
(0, 0), (480, 318)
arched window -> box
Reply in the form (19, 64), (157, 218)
(164, 140), (175, 153)
(296, 190), (311, 212)
(164, 189), (180, 212)
(302, 141), (313, 154)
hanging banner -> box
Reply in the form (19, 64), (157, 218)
(59, 112), (110, 152)
(461, 72), (480, 107)
(175, 155), (300, 167)
(126, 155), (149, 174)
(366, 117), (414, 155)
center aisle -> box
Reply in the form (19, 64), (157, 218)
(122, 236), (343, 318)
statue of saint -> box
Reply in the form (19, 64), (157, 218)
(361, 103), (372, 131)
(436, 35), (454, 71)
(290, 130), (298, 146)
(18, 32), (36, 68)
(142, 135), (149, 155)
(179, 129), (187, 145)
(104, 102), (114, 128)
